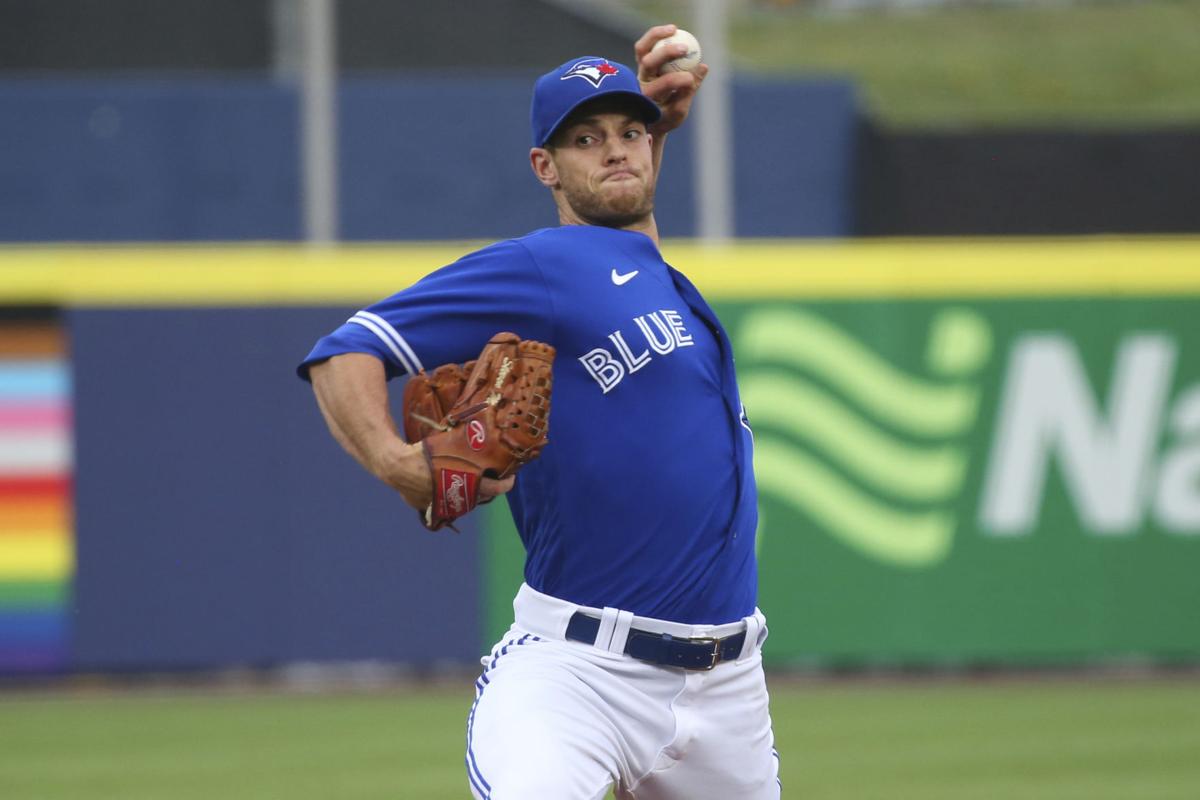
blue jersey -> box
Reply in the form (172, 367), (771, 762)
(299, 226), (758, 624)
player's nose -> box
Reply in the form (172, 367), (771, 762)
(602, 142), (628, 164)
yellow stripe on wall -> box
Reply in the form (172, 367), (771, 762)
(0, 244), (472, 305)
(670, 237), (1200, 298)
(0, 237), (1198, 304)
(0, 534), (73, 580)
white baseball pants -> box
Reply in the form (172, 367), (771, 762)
(465, 583), (781, 799)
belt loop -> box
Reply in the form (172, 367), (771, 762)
(737, 612), (762, 661)
(594, 607), (620, 651)
(608, 610), (635, 654)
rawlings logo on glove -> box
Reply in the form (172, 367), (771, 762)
(402, 332), (555, 530)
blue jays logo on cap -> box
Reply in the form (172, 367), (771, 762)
(531, 56), (662, 147)
(561, 58), (620, 89)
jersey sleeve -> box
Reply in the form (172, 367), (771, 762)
(297, 239), (552, 381)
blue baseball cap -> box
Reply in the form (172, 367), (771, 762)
(531, 57), (662, 147)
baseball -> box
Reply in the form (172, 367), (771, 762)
(651, 29), (702, 75)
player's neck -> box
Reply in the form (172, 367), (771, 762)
(622, 215), (660, 246)
(556, 211), (660, 246)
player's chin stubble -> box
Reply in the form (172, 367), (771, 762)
(562, 179), (655, 230)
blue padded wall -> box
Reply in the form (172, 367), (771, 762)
(0, 79), (300, 241)
(69, 308), (482, 670)
(0, 75), (856, 242)
(734, 78), (858, 237)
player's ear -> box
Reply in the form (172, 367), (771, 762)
(530, 148), (559, 188)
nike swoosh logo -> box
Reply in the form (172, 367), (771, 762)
(611, 269), (639, 286)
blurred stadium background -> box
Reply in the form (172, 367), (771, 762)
(1, 1), (1199, 797)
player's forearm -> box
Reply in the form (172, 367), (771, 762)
(309, 353), (430, 506)
(651, 131), (667, 183)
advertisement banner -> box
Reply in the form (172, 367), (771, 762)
(732, 297), (1200, 665)
(0, 316), (73, 672)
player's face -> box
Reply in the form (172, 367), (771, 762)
(543, 112), (655, 229)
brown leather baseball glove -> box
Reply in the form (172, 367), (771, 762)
(402, 332), (554, 530)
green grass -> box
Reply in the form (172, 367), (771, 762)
(2, 677), (1199, 798)
(629, 0), (1200, 126)
(772, 677), (1200, 798)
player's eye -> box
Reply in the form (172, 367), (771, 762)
(623, 128), (643, 140)
(576, 134), (597, 146)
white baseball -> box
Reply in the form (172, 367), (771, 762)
(651, 29), (702, 75)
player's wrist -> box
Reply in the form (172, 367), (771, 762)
(370, 438), (431, 505)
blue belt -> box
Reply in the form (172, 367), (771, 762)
(565, 611), (747, 671)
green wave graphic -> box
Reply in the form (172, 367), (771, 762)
(927, 307), (993, 377)
(739, 309), (979, 437)
(754, 438), (955, 567)
(741, 371), (966, 502)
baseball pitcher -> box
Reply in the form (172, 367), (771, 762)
(299, 25), (780, 799)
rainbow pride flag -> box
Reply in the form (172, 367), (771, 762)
(0, 321), (73, 672)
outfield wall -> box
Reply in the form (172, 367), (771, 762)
(2, 238), (1199, 672)
(0, 77), (857, 241)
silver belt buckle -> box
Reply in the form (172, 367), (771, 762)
(691, 636), (721, 670)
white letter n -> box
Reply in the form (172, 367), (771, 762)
(980, 335), (1175, 536)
